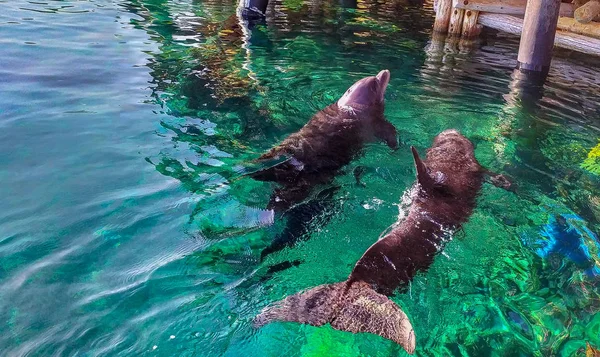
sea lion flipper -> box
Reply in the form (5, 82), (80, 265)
(254, 281), (416, 355)
(331, 283), (415, 354)
(374, 120), (399, 150)
(242, 155), (295, 182)
(482, 169), (514, 191)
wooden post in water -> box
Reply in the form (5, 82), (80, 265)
(458, 10), (481, 48)
(479, 13), (600, 55)
(517, 0), (561, 75)
(461, 10), (480, 38)
(448, 0), (466, 36)
(238, 0), (269, 18)
(434, 0), (454, 33)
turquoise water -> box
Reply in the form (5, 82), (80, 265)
(1, 0), (600, 355)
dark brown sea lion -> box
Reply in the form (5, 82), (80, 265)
(250, 69), (398, 212)
(254, 129), (511, 354)
(248, 70), (398, 260)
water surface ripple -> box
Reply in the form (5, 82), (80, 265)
(1, 0), (599, 355)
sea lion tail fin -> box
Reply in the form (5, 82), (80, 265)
(254, 281), (416, 354)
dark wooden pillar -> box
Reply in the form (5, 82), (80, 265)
(239, 0), (269, 19)
(517, 0), (561, 75)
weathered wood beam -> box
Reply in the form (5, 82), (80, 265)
(434, 0), (454, 33)
(478, 13), (523, 32)
(478, 13), (600, 55)
(557, 16), (600, 38)
(449, 3), (466, 35)
(554, 28), (600, 53)
(455, 0), (573, 18)
(461, 10), (481, 38)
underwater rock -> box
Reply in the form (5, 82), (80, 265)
(523, 211), (600, 277)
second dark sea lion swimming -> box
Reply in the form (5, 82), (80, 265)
(249, 69), (398, 211)
(248, 70), (398, 258)
(254, 129), (511, 354)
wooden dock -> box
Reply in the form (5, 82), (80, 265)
(432, 0), (600, 77)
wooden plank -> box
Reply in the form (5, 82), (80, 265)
(478, 13), (600, 55)
(461, 9), (481, 38)
(434, 0), (454, 33)
(478, 13), (524, 32)
(555, 28), (600, 53)
(575, 0), (600, 23)
(455, 0), (574, 18)
(449, 2), (466, 36)
(557, 16), (600, 38)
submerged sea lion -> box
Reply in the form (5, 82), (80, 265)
(254, 130), (511, 354)
(250, 69), (398, 212)
(248, 70), (398, 259)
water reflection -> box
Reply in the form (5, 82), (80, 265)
(0, 0), (599, 354)
(132, 0), (433, 222)
(118, 0), (600, 354)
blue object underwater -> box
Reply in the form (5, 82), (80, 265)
(526, 213), (600, 277)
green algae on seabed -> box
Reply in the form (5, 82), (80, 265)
(581, 141), (600, 176)
(346, 13), (404, 33)
(282, 0), (305, 11)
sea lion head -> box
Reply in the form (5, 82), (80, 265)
(337, 69), (390, 112)
(419, 129), (482, 195)
(430, 129), (475, 160)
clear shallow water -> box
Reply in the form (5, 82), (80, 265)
(1, 0), (600, 355)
